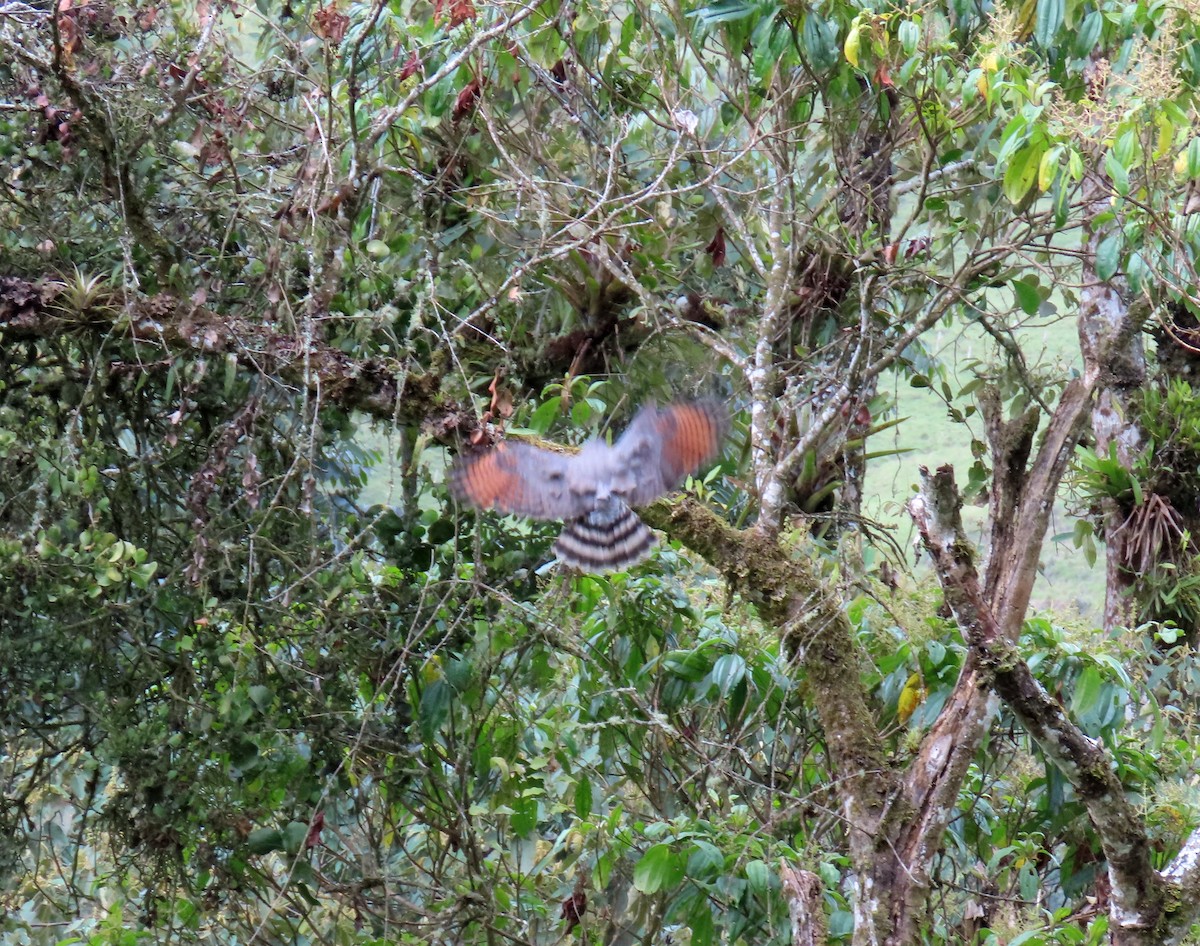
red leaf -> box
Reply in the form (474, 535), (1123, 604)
(399, 50), (421, 81)
(561, 888), (586, 932)
(704, 227), (726, 267)
(904, 235), (931, 259)
(305, 811), (325, 850)
(452, 78), (483, 121)
(312, 5), (349, 43)
(434, 0), (476, 25)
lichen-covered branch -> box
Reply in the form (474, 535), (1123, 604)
(0, 276), (475, 440)
(1160, 830), (1200, 943)
(779, 863), (827, 946)
(908, 464), (1164, 942)
(877, 378), (1094, 942)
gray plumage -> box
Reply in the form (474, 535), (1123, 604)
(451, 400), (727, 572)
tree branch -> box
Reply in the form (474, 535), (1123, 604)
(641, 496), (895, 862)
(779, 863), (828, 946)
(0, 276), (476, 440)
(895, 378), (1093, 886)
(908, 464), (1164, 939)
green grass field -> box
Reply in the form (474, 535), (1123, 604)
(865, 311), (1106, 619)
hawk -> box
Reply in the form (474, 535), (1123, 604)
(450, 400), (728, 572)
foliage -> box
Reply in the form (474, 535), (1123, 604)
(3, 0), (1200, 942)
(1070, 381), (1200, 631)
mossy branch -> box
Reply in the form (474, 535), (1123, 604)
(643, 496), (896, 856)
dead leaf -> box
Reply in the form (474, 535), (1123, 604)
(434, 0), (476, 25)
(452, 78), (483, 121)
(561, 887), (586, 932)
(704, 227), (726, 267)
(305, 811), (325, 849)
(399, 50), (421, 81)
(312, 4), (349, 43)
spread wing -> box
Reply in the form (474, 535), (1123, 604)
(616, 400), (728, 506)
(449, 440), (594, 522)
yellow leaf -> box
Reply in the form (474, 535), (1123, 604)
(421, 654), (444, 683)
(1154, 115), (1173, 161)
(844, 26), (861, 68)
(1038, 146), (1061, 192)
(897, 672), (927, 724)
(1176, 149), (1190, 177)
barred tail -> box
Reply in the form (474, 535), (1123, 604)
(554, 501), (656, 573)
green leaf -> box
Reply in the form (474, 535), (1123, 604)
(995, 114), (1029, 165)
(690, 907), (715, 946)
(710, 653), (746, 697)
(283, 821), (309, 853)
(1038, 145), (1063, 191)
(687, 840), (725, 880)
(728, 676), (748, 721)
(745, 859), (771, 893)
(688, 0), (757, 25)
(1125, 251), (1147, 295)
(1034, 0), (1064, 47)
(1073, 10), (1103, 56)
(426, 518), (455, 545)
(574, 776), (593, 818)
(1105, 152), (1130, 196)
(1071, 665), (1102, 718)
(593, 852), (613, 890)
(528, 398), (562, 435)
(1094, 231), (1123, 281)
(1068, 149), (1084, 181)
(663, 649), (712, 681)
(802, 13), (838, 71)
(1019, 861), (1039, 902)
(1112, 129), (1138, 168)
(131, 561), (158, 589)
(1092, 653), (1132, 686)
(633, 843), (684, 893)
(898, 20), (919, 56)
(1012, 277), (1041, 315)
(248, 685), (271, 709)
(926, 639), (947, 666)
(246, 828), (284, 855)
(418, 680), (451, 742)
(511, 793), (538, 837)
(1003, 143), (1044, 205)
